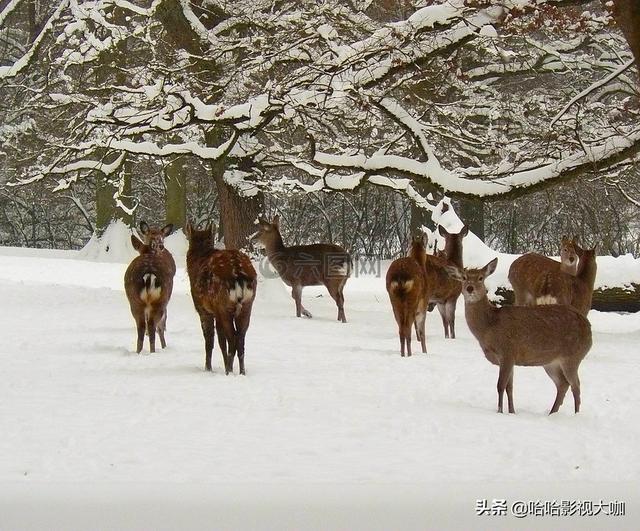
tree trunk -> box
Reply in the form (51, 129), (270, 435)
(613, 0), (640, 70)
(205, 128), (263, 250)
(456, 197), (485, 241)
(95, 165), (132, 236)
(165, 156), (187, 228)
(410, 181), (437, 235)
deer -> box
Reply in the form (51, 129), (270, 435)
(508, 237), (581, 306)
(138, 221), (176, 275)
(533, 247), (598, 316)
(185, 222), (257, 375)
(424, 225), (469, 339)
(386, 234), (430, 356)
(252, 215), (350, 322)
(446, 258), (592, 415)
(124, 230), (176, 354)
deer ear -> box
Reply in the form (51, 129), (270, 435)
(161, 224), (174, 237)
(139, 221), (149, 234)
(460, 225), (469, 237)
(483, 257), (498, 277)
(444, 265), (463, 281)
(184, 222), (193, 238)
(131, 234), (144, 252)
(438, 225), (449, 237)
(273, 215), (280, 228)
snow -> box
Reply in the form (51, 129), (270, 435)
(1, 236), (639, 527)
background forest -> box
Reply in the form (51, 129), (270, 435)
(1, 0), (639, 258)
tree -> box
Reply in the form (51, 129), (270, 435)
(0, 0), (638, 248)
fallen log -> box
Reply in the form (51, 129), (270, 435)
(495, 284), (640, 313)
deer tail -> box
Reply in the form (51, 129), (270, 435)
(535, 273), (557, 305)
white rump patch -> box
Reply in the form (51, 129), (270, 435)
(536, 295), (557, 305)
(391, 279), (413, 291)
(229, 283), (254, 303)
(242, 288), (254, 302)
(141, 273), (162, 303)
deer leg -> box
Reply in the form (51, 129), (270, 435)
(158, 309), (167, 349)
(544, 364), (570, 414)
(200, 314), (215, 371)
(147, 311), (157, 354)
(326, 281), (347, 323)
(235, 304), (252, 376)
(215, 320), (229, 372)
(506, 371), (515, 414)
(445, 299), (457, 339)
(135, 314), (145, 354)
(336, 280), (347, 323)
(497, 361), (514, 413)
(402, 313), (413, 357)
(561, 365), (581, 413)
(414, 309), (427, 354)
(437, 302), (449, 338)
(292, 284), (312, 318)
(218, 316), (237, 375)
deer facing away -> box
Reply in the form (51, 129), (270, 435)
(386, 234), (430, 356)
(508, 237), (581, 306)
(533, 247), (598, 316)
(186, 223), (257, 375)
(124, 224), (176, 353)
(446, 258), (592, 415)
(424, 225), (469, 339)
(253, 215), (350, 322)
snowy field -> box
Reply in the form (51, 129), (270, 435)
(1, 241), (639, 530)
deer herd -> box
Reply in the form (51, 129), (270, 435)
(124, 216), (598, 416)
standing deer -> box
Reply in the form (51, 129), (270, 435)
(533, 247), (598, 316)
(253, 215), (350, 322)
(186, 223), (257, 375)
(124, 229), (176, 354)
(138, 221), (176, 275)
(508, 237), (581, 306)
(424, 225), (469, 339)
(386, 234), (430, 356)
(446, 258), (592, 415)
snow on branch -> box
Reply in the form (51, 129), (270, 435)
(313, 127), (640, 198)
(51, 153), (127, 191)
(550, 58), (637, 127)
(78, 131), (239, 160)
(0, 0), (22, 27)
(0, 0), (69, 79)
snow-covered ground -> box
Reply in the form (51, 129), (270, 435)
(1, 240), (639, 530)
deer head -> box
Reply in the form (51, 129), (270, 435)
(252, 216), (281, 249)
(560, 236), (581, 270)
(139, 221), (173, 253)
(184, 222), (216, 251)
(446, 258), (498, 304)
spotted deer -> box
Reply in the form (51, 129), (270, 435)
(446, 258), (592, 415)
(424, 225), (469, 339)
(386, 234), (430, 356)
(508, 237), (581, 306)
(533, 247), (598, 316)
(186, 223), (257, 375)
(253, 215), (350, 322)
(138, 221), (176, 276)
(124, 229), (176, 353)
